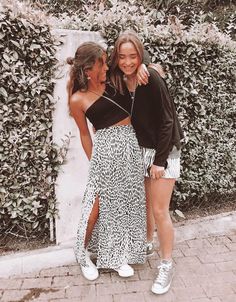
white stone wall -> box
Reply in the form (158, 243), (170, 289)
(52, 30), (105, 246)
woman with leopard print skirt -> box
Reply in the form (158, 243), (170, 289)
(67, 42), (146, 281)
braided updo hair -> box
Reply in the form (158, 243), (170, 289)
(67, 42), (106, 94)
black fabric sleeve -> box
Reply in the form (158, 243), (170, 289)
(148, 68), (174, 167)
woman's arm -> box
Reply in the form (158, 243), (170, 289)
(70, 96), (93, 160)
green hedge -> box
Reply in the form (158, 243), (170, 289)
(0, 8), (60, 240)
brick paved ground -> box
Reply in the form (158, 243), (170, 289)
(0, 234), (236, 302)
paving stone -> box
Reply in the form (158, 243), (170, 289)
(40, 266), (72, 277)
(170, 276), (186, 289)
(27, 288), (65, 300)
(1, 289), (31, 301)
(148, 259), (158, 269)
(207, 236), (232, 246)
(192, 298), (221, 302)
(56, 295), (113, 302)
(205, 245), (229, 254)
(172, 248), (184, 258)
(52, 275), (84, 287)
(198, 251), (236, 264)
(228, 235), (236, 243)
(175, 242), (189, 250)
(96, 282), (126, 296)
(138, 268), (156, 280)
(180, 274), (210, 287)
(229, 281), (236, 293)
(21, 277), (52, 289)
(125, 280), (151, 293)
(132, 262), (150, 270)
(114, 292), (145, 302)
(12, 271), (41, 278)
(171, 263), (218, 278)
(187, 238), (212, 249)
(110, 271), (139, 282)
(95, 272), (113, 284)
(49, 297), (79, 302)
(202, 283), (234, 297)
(50, 299), (79, 302)
(209, 272), (236, 283)
(180, 247), (204, 257)
(174, 255), (202, 265)
(218, 295), (236, 302)
(173, 285), (206, 299)
(143, 290), (175, 302)
(191, 299), (213, 302)
(66, 284), (96, 298)
(215, 261), (236, 272)
(92, 295), (114, 302)
(146, 251), (160, 260)
(226, 243), (236, 251)
(0, 278), (23, 289)
(181, 271), (236, 287)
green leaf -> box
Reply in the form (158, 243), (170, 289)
(175, 209), (186, 219)
(0, 87), (8, 98)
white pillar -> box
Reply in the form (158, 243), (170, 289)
(52, 30), (105, 246)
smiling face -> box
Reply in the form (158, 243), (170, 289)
(86, 53), (108, 84)
(118, 42), (141, 77)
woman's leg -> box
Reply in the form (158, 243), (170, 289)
(79, 196), (100, 281)
(150, 178), (175, 294)
(151, 178), (175, 260)
(84, 196), (99, 247)
(145, 177), (155, 243)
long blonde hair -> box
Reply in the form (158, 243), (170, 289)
(110, 31), (165, 93)
(110, 31), (144, 94)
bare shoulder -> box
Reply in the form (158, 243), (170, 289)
(70, 91), (84, 108)
(69, 91), (87, 117)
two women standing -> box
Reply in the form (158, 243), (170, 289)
(67, 32), (183, 295)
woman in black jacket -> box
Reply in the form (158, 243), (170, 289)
(110, 31), (184, 295)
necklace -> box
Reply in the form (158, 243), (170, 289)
(129, 90), (136, 117)
(126, 77), (137, 117)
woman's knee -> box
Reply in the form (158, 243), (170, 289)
(153, 206), (170, 221)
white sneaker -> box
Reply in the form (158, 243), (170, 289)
(115, 264), (134, 277)
(80, 250), (99, 281)
(151, 260), (174, 294)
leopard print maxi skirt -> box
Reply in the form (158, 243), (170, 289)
(75, 125), (146, 269)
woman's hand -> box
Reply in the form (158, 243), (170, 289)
(149, 165), (165, 180)
(137, 63), (150, 85)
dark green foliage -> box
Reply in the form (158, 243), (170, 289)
(0, 9), (60, 240)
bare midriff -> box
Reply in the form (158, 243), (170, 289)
(111, 116), (131, 127)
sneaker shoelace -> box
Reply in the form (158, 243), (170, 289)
(154, 263), (171, 286)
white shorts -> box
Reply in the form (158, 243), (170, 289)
(141, 146), (181, 179)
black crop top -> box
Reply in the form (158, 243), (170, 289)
(85, 83), (130, 130)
